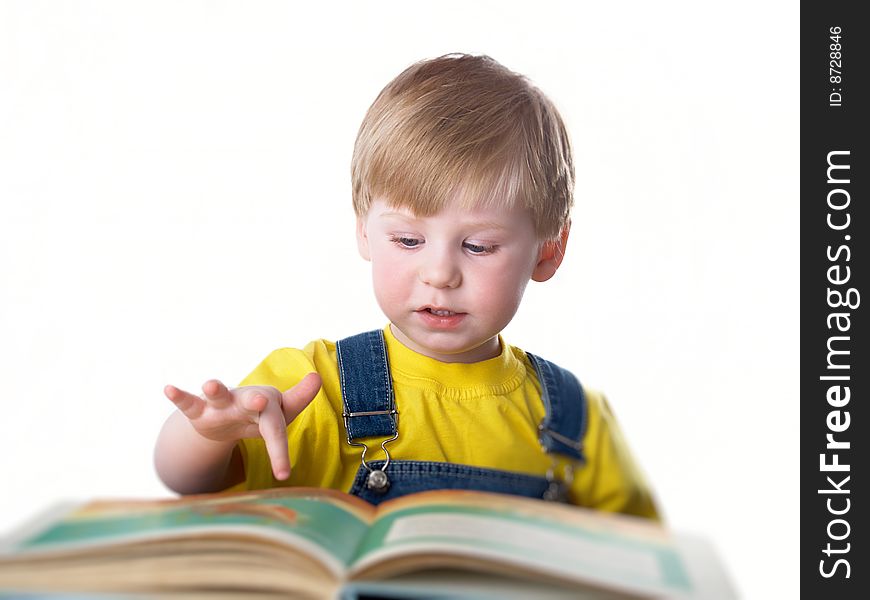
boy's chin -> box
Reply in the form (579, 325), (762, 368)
(397, 327), (500, 362)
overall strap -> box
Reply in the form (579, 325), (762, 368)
(335, 329), (397, 441)
(526, 353), (587, 463)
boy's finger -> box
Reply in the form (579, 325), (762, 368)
(241, 392), (270, 414)
(258, 400), (291, 481)
(281, 372), (322, 423)
(201, 379), (233, 407)
(164, 385), (205, 419)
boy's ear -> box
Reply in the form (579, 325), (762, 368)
(531, 222), (570, 282)
(356, 216), (371, 261)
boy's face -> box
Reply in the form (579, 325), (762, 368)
(357, 198), (566, 363)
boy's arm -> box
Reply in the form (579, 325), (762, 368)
(572, 391), (661, 521)
(154, 409), (246, 494)
(154, 374), (321, 495)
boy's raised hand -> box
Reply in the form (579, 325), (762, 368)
(163, 372), (322, 481)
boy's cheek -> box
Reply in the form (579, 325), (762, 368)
(370, 251), (407, 277)
(370, 262), (405, 296)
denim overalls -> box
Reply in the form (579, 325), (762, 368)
(336, 330), (587, 505)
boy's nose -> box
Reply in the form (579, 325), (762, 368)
(418, 251), (462, 289)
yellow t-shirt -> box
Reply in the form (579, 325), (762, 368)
(235, 325), (660, 520)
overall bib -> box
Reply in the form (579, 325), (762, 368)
(336, 330), (587, 505)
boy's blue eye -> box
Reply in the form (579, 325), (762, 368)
(464, 242), (497, 254)
(392, 236), (422, 248)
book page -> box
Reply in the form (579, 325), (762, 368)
(344, 568), (634, 600)
(350, 490), (705, 599)
(1, 487), (375, 578)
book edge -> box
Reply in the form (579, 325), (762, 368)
(0, 501), (84, 555)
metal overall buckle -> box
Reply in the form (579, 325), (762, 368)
(342, 408), (399, 494)
(539, 423), (582, 503)
(543, 459), (575, 503)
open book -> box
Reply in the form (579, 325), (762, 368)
(0, 487), (735, 599)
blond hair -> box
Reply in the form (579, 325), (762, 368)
(351, 53), (574, 240)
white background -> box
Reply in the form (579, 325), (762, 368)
(0, 2), (798, 597)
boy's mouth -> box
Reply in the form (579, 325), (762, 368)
(426, 308), (455, 316)
(415, 306), (467, 329)
(418, 306), (461, 317)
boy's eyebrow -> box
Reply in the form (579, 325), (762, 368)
(378, 210), (416, 220)
(378, 211), (512, 232)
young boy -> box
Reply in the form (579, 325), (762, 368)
(154, 53), (659, 520)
